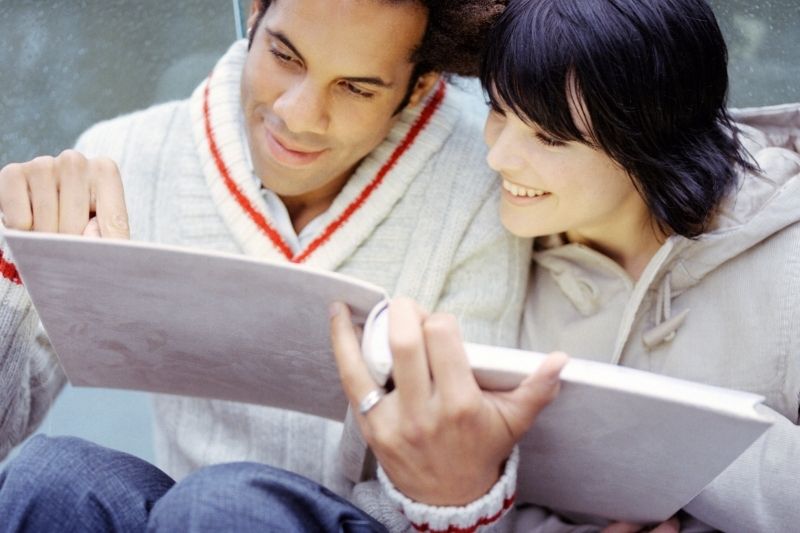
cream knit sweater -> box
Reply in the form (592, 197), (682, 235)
(0, 41), (529, 532)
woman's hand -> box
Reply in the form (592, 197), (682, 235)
(602, 516), (680, 533)
(330, 297), (567, 506)
(0, 150), (129, 238)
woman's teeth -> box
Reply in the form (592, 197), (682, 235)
(503, 179), (548, 198)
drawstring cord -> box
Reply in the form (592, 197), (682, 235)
(643, 272), (690, 349)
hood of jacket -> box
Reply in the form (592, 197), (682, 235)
(532, 103), (800, 361)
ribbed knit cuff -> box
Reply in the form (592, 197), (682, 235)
(0, 238), (31, 336)
(377, 446), (519, 533)
(0, 239), (22, 286)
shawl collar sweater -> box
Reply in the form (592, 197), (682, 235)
(0, 41), (530, 532)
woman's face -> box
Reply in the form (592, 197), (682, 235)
(483, 103), (649, 244)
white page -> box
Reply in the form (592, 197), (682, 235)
(4, 230), (387, 421)
(362, 304), (773, 523)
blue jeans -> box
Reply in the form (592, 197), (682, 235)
(0, 435), (386, 533)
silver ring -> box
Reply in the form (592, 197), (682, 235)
(358, 389), (385, 416)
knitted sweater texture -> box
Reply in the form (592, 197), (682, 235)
(0, 41), (529, 532)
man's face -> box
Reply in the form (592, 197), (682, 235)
(241, 0), (429, 200)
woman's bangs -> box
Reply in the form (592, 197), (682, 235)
(481, 0), (585, 143)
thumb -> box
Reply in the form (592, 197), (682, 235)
(82, 217), (101, 238)
(651, 517), (681, 533)
(601, 523), (644, 533)
(498, 352), (568, 437)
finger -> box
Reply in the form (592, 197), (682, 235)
(651, 517), (680, 533)
(423, 313), (480, 400)
(388, 297), (431, 412)
(24, 156), (59, 232)
(601, 522), (644, 533)
(499, 351), (568, 437)
(56, 150), (91, 235)
(82, 217), (101, 237)
(0, 163), (33, 230)
(330, 302), (382, 408)
(90, 158), (129, 239)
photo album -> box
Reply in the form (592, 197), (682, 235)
(4, 229), (772, 522)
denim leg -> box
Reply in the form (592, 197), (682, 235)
(148, 462), (387, 533)
(0, 435), (174, 533)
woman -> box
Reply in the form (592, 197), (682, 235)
(331, 0), (800, 531)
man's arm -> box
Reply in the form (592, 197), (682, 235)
(0, 243), (66, 459)
(0, 145), (130, 459)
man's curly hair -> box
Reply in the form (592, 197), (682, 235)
(250, 0), (508, 77)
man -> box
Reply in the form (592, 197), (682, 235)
(0, 1), (556, 531)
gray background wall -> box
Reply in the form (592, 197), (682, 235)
(0, 1), (797, 464)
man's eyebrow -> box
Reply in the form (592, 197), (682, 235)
(266, 29), (305, 63)
(342, 76), (394, 89)
(266, 29), (394, 89)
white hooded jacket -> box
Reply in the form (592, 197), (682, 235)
(520, 103), (800, 532)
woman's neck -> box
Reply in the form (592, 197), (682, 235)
(566, 202), (668, 281)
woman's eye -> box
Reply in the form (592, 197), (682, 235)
(341, 81), (374, 99)
(536, 132), (565, 147)
(486, 101), (506, 116)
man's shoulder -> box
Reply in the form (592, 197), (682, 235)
(427, 79), (495, 185)
(75, 99), (191, 156)
(443, 78), (490, 134)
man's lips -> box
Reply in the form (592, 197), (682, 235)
(264, 128), (327, 167)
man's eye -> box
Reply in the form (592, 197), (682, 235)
(270, 48), (297, 65)
(341, 81), (374, 99)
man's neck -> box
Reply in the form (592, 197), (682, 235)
(279, 168), (353, 234)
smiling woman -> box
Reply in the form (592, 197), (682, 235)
(481, 0), (799, 530)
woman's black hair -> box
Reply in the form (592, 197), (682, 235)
(481, 0), (757, 238)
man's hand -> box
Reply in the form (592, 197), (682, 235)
(0, 150), (129, 238)
(330, 297), (567, 506)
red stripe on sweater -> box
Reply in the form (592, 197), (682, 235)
(410, 494), (516, 533)
(203, 75), (446, 263)
(202, 82), (295, 260)
(293, 81), (447, 264)
(0, 250), (22, 285)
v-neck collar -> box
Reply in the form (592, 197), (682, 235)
(189, 40), (458, 271)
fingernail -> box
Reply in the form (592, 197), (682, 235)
(329, 302), (343, 319)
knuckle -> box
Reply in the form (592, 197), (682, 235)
(446, 398), (481, 426)
(29, 156), (56, 176)
(92, 157), (120, 178)
(423, 313), (457, 336)
(107, 212), (129, 231)
(400, 417), (434, 445)
(56, 149), (86, 167)
(0, 162), (23, 181)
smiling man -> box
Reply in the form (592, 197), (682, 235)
(0, 1), (530, 531)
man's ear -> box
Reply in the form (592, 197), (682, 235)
(406, 72), (442, 108)
(247, 0), (262, 34)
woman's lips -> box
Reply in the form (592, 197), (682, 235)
(502, 178), (552, 205)
(264, 128), (327, 167)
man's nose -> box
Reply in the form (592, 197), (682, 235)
(272, 79), (329, 135)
